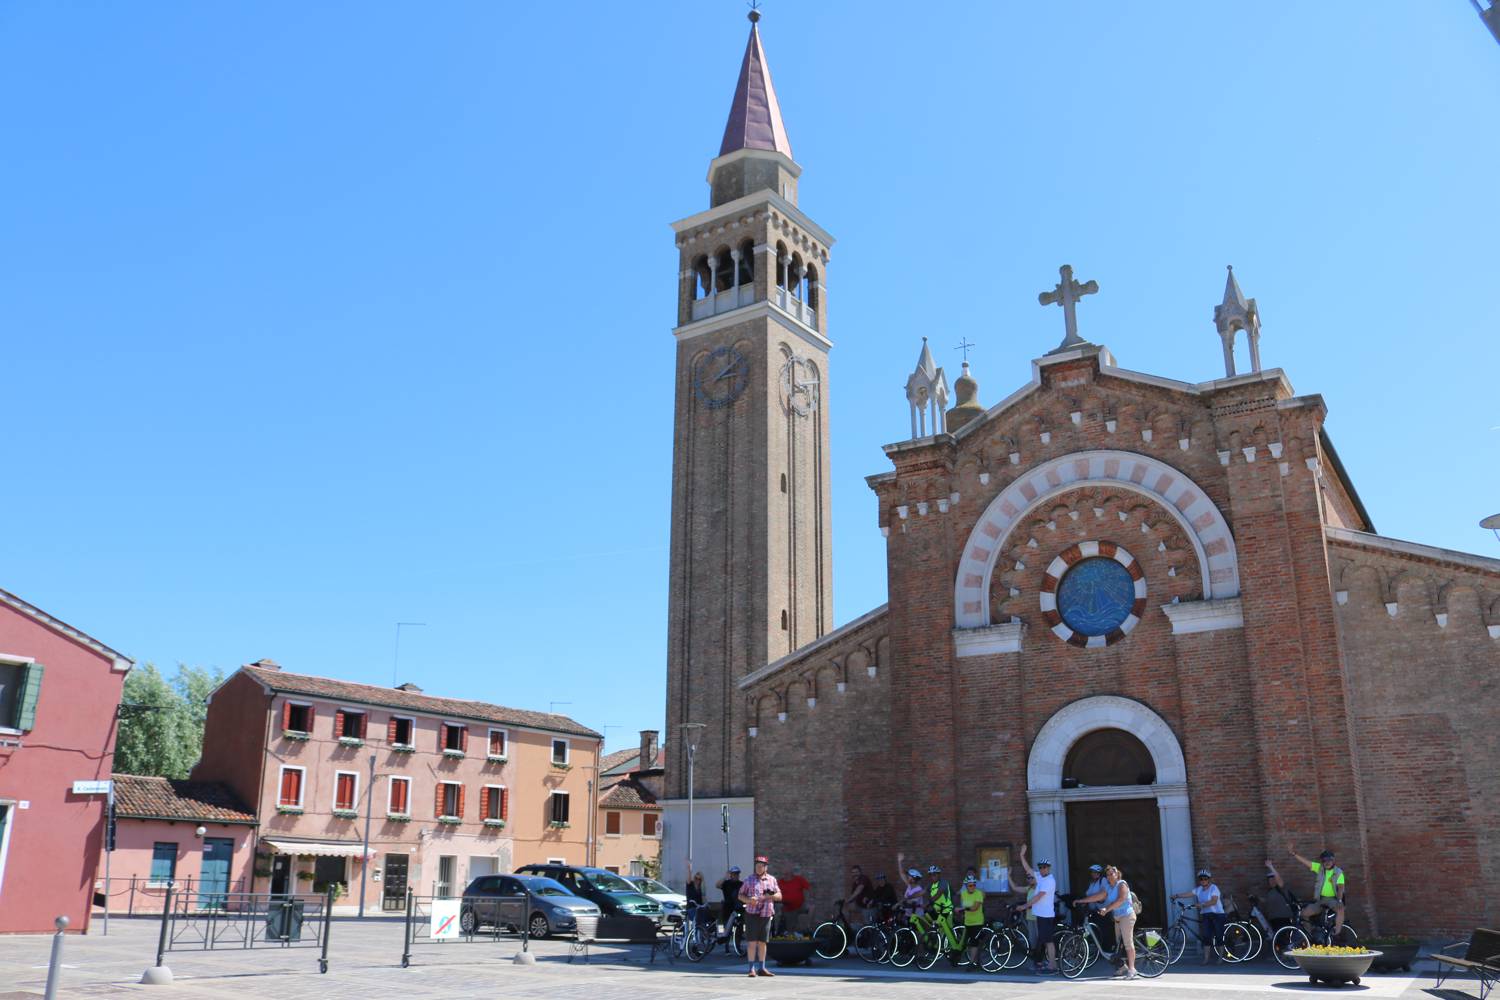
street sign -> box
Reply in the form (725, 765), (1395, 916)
(72, 780), (112, 795)
(430, 898), (461, 940)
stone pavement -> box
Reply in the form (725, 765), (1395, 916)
(0, 917), (1455, 998)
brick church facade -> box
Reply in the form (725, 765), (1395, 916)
(661, 15), (1499, 938)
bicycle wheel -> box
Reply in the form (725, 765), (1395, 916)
(890, 926), (919, 968)
(853, 923), (886, 963)
(730, 919), (746, 957)
(1133, 931), (1170, 978)
(812, 920), (847, 960)
(685, 923), (709, 962)
(1271, 925), (1309, 969)
(1331, 924), (1358, 948)
(1003, 927), (1031, 969)
(1164, 923), (1189, 964)
(978, 928), (1005, 972)
(1058, 933), (1091, 979)
(915, 928), (944, 970)
(1219, 922), (1255, 963)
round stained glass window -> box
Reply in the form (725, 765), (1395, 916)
(1055, 557), (1137, 637)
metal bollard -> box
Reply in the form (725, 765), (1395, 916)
(44, 916), (68, 1000)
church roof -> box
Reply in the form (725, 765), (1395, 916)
(719, 14), (793, 159)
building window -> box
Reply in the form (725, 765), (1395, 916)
(482, 785), (506, 821)
(278, 766), (305, 808)
(388, 776), (410, 815)
(550, 739), (569, 766)
(335, 709), (365, 740)
(442, 723), (467, 754)
(487, 729), (508, 759)
(283, 702), (312, 734)
(437, 781), (463, 819)
(605, 811), (621, 835)
(333, 771), (359, 812)
(149, 842), (178, 886)
(549, 791), (570, 825)
(643, 813), (659, 838)
(388, 716), (414, 747)
(0, 661), (44, 731)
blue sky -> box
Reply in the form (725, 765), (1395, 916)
(2, 2), (1496, 752)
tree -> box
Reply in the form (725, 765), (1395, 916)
(115, 663), (224, 779)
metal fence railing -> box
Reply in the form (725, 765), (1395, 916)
(399, 890), (531, 968)
(151, 885), (334, 974)
(94, 876), (253, 916)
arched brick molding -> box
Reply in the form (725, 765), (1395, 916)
(1026, 695), (1196, 906)
(955, 451), (1239, 628)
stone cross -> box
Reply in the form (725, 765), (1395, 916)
(1038, 264), (1099, 351)
(954, 337), (975, 362)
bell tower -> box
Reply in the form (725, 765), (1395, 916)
(663, 11), (835, 818)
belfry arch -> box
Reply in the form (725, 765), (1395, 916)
(954, 450), (1239, 628)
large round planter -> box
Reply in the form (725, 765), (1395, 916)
(1290, 950), (1380, 987)
(1366, 943), (1418, 972)
(767, 940), (817, 966)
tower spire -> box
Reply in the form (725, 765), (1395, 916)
(719, 10), (793, 159)
(1213, 265), (1262, 377)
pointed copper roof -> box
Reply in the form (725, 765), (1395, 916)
(1220, 264), (1248, 310)
(719, 13), (793, 159)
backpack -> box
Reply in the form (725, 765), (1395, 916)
(1129, 890), (1143, 915)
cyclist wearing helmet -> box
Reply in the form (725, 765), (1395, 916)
(1289, 845), (1346, 937)
(896, 852), (928, 930)
(717, 865), (744, 923)
(960, 869), (986, 966)
(1082, 863), (1113, 951)
(1172, 869), (1226, 963)
(927, 863), (957, 953)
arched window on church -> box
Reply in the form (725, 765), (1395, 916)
(692, 254), (712, 300)
(737, 239), (754, 288)
(712, 245), (735, 293)
(789, 252), (805, 300)
(1063, 728), (1156, 787)
(805, 263), (820, 311)
(775, 241), (789, 289)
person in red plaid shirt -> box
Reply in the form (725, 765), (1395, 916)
(738, 855), (782, 977)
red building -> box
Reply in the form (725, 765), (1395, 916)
(0, 588), (131, 933)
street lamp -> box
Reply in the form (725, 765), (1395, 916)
(1483, 514), (1500, 545)
(678, 722), (705, 890)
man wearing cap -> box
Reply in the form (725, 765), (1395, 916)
(1289, 845), (1347, 937)
(739, 855), (782, 977)
(1018, 843), (1058, 973)
(717, 865), (744, 950)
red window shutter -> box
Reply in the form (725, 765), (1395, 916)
(459, 727), (468, 752)
(457, 785), (466, 818)
(334, 711), (345, 739)
(282, 701), (291, 730)
(480, 786), (490, 819)
(396, 780), (408, 813)
(305, 705), (315, 731)
(500, 787), (507, 819)
(388, 717), (398, 743)
(435, 782), (445, 818)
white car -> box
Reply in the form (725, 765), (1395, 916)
(625, 876), (688, 925)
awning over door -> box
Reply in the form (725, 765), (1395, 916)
(262, 838), (374, 859)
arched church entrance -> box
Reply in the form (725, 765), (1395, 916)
(1028, 696), (1195, 929)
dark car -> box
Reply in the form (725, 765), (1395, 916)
(459, 873), (600, 940)
(514, 864), (663, 925)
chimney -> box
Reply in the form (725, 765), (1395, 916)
(639, 729), (659, 770)
(395, 682), (423, 693)
(250, 658), (281, 671)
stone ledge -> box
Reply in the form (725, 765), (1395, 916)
(1161, 598), (1244, 635)
(952, 621), (1024, 657)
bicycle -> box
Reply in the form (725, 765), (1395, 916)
(1057, 907), (1169, 979)
(986, 903), (1034, 971)
(679, 902), (745, 959)
(1164, 900), (1245, 964)
(810, 898), (858, 960)
(1270, 893), (1358, 970)
(852, 908), (900, 964)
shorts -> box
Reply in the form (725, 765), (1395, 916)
(744, 913), (771, 942)
(1115, 912), (1137, 946)
(1035, 915), (1057, 946)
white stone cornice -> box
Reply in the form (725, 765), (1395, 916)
(952, 621), (1025, 657)
(1161, 598), (1244, 635)
(672, 299), (832, 352)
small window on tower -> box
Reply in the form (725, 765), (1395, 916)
(780, 610), (788, 631)
(780, 473), (787, 493)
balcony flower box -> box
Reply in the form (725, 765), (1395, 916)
(482, 818), (506, 829)
(486, 755), (508, 764)
(332, 808), (358, 819)
(282, 730), (310, 741)
(391, 744), (414, 754)
(437, 816), (463, 826)
(442, 749), (466, 759)
(548, 821), (571, 829)
(276, 805), (304, 815)
(550, 761), (572, 772)
(386, 813), (411, 822)
(338, 737), (364, 748)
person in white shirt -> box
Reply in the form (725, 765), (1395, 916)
(1017, 843), (1058, 973)
(1172, 869), (1226, 963)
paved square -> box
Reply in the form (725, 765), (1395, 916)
(0, 917), (1454, 998)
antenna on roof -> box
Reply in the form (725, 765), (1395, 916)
(549, 701), (573, 715)
(392, 621), (427, 686)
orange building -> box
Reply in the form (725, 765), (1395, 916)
(594, 730), (663, 876)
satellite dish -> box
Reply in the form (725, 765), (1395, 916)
(1481, 514), (1500, 530)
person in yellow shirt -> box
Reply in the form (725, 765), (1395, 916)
(959, 870), (986, 966)
(1289, 845), (1346, 938)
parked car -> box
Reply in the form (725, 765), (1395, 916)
(514, 864), (663, 926)
(624, 876), (687, 925)
(459, 874), (599, 939)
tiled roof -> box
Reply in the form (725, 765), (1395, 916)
(600, 747), (638, 775)
(240, 665), (601, 738)
(113, 774), (256, 825)
(599, 777), (658, 810)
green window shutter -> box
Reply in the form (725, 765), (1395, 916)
(16, 662), (44, 730)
